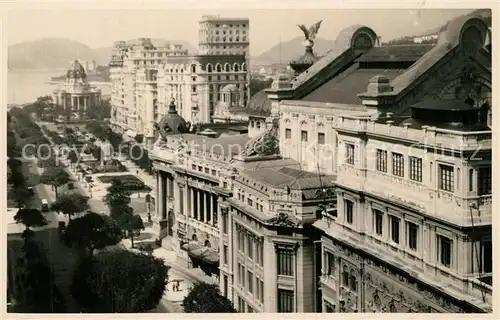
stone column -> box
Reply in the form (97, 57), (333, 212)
(191, 188), (196, 220)
(84, 96), (88, 113)
(198, 189), (204, 223)
(206, 192), (211, 224)
(157, 172), (163, 221)
(212, 194), (218, 226)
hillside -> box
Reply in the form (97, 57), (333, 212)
(253, 37), (335, 65)
(8, 38), (197, 70)
(8, 38), (97, 70)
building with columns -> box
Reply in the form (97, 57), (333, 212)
(109, 16), (251, 149)
(52, 60), (102, 119)
(150, 11), (492, 313)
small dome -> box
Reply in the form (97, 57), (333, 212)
(158, 98), (189, 139)
(246, 90), (271, 116)
(221, 84), (238, 92)
(67, 59), (87, 80)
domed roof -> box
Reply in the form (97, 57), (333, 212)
(66, 59), (87, 80)
(245, 89), (271, 116)
(158, 98), (189, 139)
(221, 84), (238, 92)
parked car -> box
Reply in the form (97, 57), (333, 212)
(41, 199), (49, 212)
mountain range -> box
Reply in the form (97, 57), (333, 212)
(8, 38), (197, 70)
(8, 9), (490, 70)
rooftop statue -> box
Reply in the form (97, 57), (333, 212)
(297, 20), (323, 47)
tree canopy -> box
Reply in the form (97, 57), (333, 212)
(51, 193), (90, 220)
(116, 212), (144, 248)
(71, 250), (169, 313)
(182, 282), (237, 313)
(8, 186), (33, 209)
(62, 212), (122, 257)
(40, 167), (71, 197)
(103, 179), (132, 209)
(14, 208), (48, 231)
(12, 239), (66, 313)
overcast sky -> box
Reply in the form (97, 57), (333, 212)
(7, 8), (474, 55)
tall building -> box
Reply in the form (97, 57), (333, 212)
(198, 15), (250, 56)
(151, 12), (491, 313)
(109, 17), (251, 148)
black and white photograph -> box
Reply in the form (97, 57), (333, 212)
(3, 1), (495, 315)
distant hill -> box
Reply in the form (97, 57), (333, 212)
(8, 38), (97, 70)
(253, 36), (335, 65)
(8, 38), (197, 70)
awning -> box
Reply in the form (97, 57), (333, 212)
(182, 242), (220, 265)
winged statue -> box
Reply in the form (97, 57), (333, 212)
(297, 20), (323, 41)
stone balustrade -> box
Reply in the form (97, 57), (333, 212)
(336, 116), (491, 150)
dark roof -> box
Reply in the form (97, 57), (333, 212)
(242, 166), (336, 190)
(301, 65), (405, 105)
(355, 45), (434, 63)
(411, 99), (477, 111)
(231, 89), (271, 117)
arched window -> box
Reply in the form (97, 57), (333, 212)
(204, 240), (211, 248)
(191, 64), (196, 73)
(349, 270), (357, 291)
(342, 266), (349, 286)
(234, 64), (240, 72)
(216, 64), (222, 72)
(192, 234), (198, 241)
(225, 63), (230, 72)
(250, 120), (254, 128)
(242, 63), (247, 72)
(207, 64), (213, 72)
(256, 121), (261, 129)
(236, 37), (240, 42)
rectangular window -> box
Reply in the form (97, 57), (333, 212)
(345, 143), (355, 165)
(247, 235), (253, 260)
(478, 167), (492, 195)
(247, 198), (253, 206)
(285, 128), (291, 139)
(390, 216), (400, 244)
(301, 130), (308, 142)
(192, 164), (196, 170)
(277, 249), (294, 276)
(392, 153), (404, 177)
(407, 222), (418, 251)
(374, 209), (383, 236)
(198, 165), (203, 172)
(258, 279), (264, 302)
(318, 132), (325, 145)
(211, 169), (217, 176)
(439, 164), (454, 192)
(480, 240), (492, 273)
(376, 149), (387, 172)
(191, 85), (197, 93)
(222, 213), (228, 234)
(344, 200), (353, 224)
(205, 168), (210, 174)
(241, 265), (246, 287)
(326, 251), (335, 275)
(237, 262), (242, 285)
(277, 289), (294, 313)
(409, 156), (422, 182)
(223, 245), (228, 264)
(247, 270), (253, 294)
(438, 235), (452, 268)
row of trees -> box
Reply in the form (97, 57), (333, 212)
(24, 95), (112, 121)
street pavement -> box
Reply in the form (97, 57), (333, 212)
(35, 122), (220, 313)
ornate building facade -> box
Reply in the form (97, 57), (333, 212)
(52, 60), (102, 119)
(150, 11), (492, 313)
(109, 16), (251, 148)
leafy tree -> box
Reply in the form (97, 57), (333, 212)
(109, 204), (133, 220)
(12, 239), (66, 313)
(8, 186), (32, 209)
(116, 212), (144, 248)
(182, 282), (237, 313)
(13, 208), (48, 241)
(68, 150), (79, 168)
(51, 193), (90, 221)
(103, 179), (132, 209)
(40, 167), (71, 198)
(63, 212), (122, 257)
(71, 250), (169, 313)
(85, 99), (112, 120)
(37, 155), (58, 168)
(92, 146), (102, 162)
